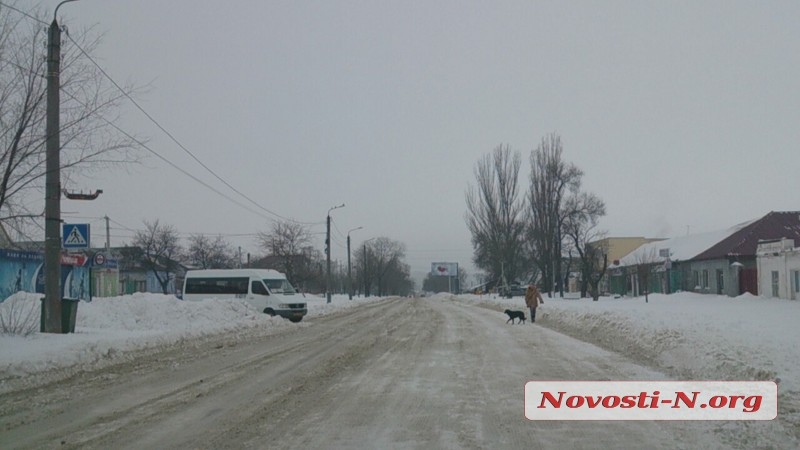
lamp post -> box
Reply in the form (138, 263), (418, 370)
(347, 227), (363, 300)
(326, 203), (345, 303)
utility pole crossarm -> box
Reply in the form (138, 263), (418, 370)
(63, 189), (103, 200)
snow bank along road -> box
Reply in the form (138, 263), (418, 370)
(0, 297), (772, 449)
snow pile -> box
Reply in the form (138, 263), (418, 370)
(0, 292), (385, 379)
(459, 290), (800, 442)
(462, 292), (796, 391)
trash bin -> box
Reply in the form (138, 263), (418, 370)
(40, 297), (80, 333)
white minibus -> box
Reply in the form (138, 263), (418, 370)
(182, 269), (307, 322)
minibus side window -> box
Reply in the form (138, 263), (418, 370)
(251, 280), (269, 296)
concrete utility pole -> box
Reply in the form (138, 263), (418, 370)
(105, 215), (110, 252)
(326, 204), (344, 303)
(347, 227), (362, 300)
(43, 10), (63, 333)
(43, 0), (79, 333)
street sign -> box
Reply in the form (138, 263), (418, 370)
(93, 252), (106, 266)
(62, 223), (90, 249)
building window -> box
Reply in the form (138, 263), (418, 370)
(693, 271), (699, 290)
(702, 270), (709, 289)
(772, 271), (780, 298)
(794, 270), (800, 294)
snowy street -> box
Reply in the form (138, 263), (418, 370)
(2, 296), (786, 449)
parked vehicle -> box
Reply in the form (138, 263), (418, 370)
(499, 284), (526, 298)
(182, 269), (307, 322)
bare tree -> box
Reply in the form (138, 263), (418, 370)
(131, 220), (182, 294)
(382, 260), (413, 296)
(526, 134), (583, 297)
(0, 4), (138, 236)
(369, 237), (406, 296)
(634, 247), (659, 303)
(292, 246), (324, 293)
(465, 145), (527, 286)
(186, 234), (235, 269)
(256, 220), (313, 284)
(584, 241), (609, 301)
(355, 237), (411, 296)
(563, 192), (608, 300)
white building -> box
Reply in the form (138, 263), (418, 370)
(756, 238), (800, 300)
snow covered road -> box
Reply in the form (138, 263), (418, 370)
(0, 297), (763, 449)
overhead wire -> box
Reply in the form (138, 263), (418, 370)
(61, 31), (323, 226)
(0, 1), (46, 25)
(1, 2), (325, 228)
(2, 3), (342, 254)
(0, 2), (283, 238)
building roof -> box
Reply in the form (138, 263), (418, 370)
(693, 211), (800, 261)
(612, 211), (800, 268)
(615, 229), (733, 267)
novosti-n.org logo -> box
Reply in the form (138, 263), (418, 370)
(525, 381), (777, 420)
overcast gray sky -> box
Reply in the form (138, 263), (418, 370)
(45, 0), (800, 282)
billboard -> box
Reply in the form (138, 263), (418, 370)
(431, 262), (458, 277)
(0, 248), (92, 302)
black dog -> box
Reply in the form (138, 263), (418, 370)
(504, 309), (526, 324)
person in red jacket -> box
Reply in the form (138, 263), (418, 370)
(524, 284), (544, 323)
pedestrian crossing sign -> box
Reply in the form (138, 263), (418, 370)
(63, 223), (90, 249)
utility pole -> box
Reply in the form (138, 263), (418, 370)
(326, 215), (330, 302)
(363, 242), (368, 297)
(104, 215), (110, 252)
(347, 234), (351, 299)
(325, 203), (344, 303)
(43, 0), (81, 333)
(44, 7), (65, 333)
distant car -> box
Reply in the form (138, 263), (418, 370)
(500, 284), (526, 298)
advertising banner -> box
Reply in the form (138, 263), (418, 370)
(0, 248), (91, 302)
(431, 262), (458, 277)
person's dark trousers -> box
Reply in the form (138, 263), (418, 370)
(529, 307), (536, 323)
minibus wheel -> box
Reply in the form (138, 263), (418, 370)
(264, 308), (276, 316)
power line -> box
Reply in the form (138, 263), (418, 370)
(3, 2), (332, 244)
(3, 1), (322, 226)
(0, 1), (47, 25)
(1, 3), (284, 228)
(61, 32), (322, 226)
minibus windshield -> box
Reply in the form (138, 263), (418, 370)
(263, 278), (296, 294)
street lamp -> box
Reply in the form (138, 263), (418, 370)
(326, 203), (345, 303)
(347, 227), (363, 300)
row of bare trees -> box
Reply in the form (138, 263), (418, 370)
(124, 219), (414, 296)
(465, 133), (608, 300)
(255, 223), (413, 296)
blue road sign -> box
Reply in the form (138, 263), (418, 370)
(63, 223), (90, 249)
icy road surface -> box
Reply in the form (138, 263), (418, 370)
(2, 298), (739, 449)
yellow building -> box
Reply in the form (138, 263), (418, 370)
(593, 237), (666, 266)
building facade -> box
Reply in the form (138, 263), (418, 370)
(757, 238), (800, 300)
